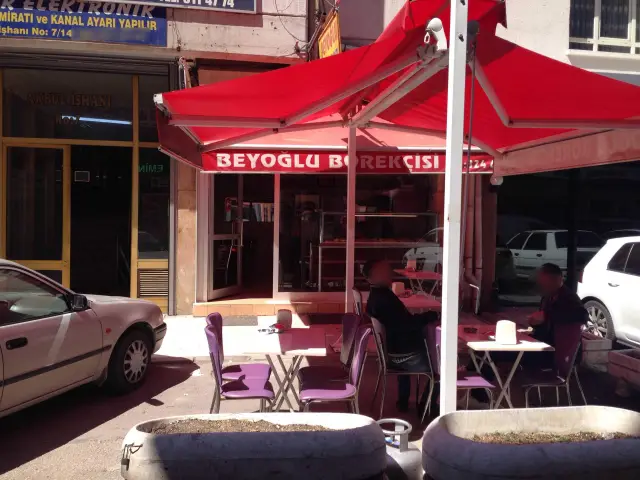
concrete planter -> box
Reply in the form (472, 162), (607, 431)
(422, 406), (640, 479)
(609, 349), (640, 390)
(581, 332), (612, 373)
(121, 412), (386, 480)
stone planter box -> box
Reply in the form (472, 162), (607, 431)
(422, 406), (640, 479)
(121, 412), (386, 480)
(581, 332), (612, 373)
(609, 349), (640, 390)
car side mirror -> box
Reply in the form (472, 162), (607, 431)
(70, 294), (88, 312)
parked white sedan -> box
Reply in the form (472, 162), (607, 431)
(0, 260), (167, 418)
(578, 236), (640, 347)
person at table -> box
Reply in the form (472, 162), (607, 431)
(363, 259), (438, 412)
(471, 262), (588, 403)
(526, 262), (589, 368)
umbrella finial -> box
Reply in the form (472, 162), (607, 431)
(425, 18), (447, 52)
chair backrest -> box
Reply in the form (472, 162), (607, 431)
(349, 326), (372, 386)
(205, 326), (223, 386)
(206, 312), (224, 361)
(340, 313), (362, 367)
(352, 288), (364, 316)
(369, 316), (388, 371)
(554, 322), (583, 379)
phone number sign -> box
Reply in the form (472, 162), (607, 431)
(0, 0), (167, 46)
(115, 0), (256, 13)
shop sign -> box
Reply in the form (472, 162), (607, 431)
(318, 12), (341, 59)
(111, 0), (255, 13)
(0, 0), (167, 47)
(203, 150), (494, 174)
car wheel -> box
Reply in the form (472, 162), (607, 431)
(105, 329), (152, 394)
(584, 300), (615, 341)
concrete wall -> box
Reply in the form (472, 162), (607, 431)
(169, 0), (307, 58)
(320, 0), (403, 47)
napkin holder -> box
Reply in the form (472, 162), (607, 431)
(495, 320), (517, 345)
(392, 282), (405, 296)
(276, 309), (293, 330)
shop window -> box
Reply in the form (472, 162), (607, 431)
(138, 149), (170, 259)
(278, 175), (346, 292)
(2, 68), (132, 141)
(351, 175), (438, 292)
(139, 75), (169, 142)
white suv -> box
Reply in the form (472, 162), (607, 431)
(507, 230), (602, 279)
(578, 236), (640, 346)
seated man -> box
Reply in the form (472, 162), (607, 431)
(472, 262), (588, 403)
(527, 262), (589, 369)
(364, 259), (438, 412)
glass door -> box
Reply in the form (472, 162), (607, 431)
(1, 144), (71, 286)
(208, 174), (243, 299)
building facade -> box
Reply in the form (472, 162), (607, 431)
(0, 0), (307, 314)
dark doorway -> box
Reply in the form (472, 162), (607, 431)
(242, 174), (275, 296)
(70, 146), (132, 296)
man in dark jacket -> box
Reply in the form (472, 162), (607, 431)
(527, 262), (589, 368)
(364, 259), (438, 412)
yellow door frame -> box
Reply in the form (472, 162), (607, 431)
(0, 142), (72, 287)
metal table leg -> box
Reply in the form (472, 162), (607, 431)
(274, 355), (304, 412)
(265, 354), (296, 412)
(486, 351), (523, 409)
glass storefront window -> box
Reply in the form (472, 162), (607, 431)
(139, 75), (169, 142)
(138, 149), (170, 259)
(3, 68), (132, 141)
(279, 175), (346, 292)
(352, 175), (438, 292)
(6, 147), (63, 260)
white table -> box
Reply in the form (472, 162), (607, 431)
(401, 294), (442, 313)
(458, 326), (554, 408)
(241, 328), (327, 412)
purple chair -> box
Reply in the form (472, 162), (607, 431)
(353, 288), (364, 316)
(206, 313), (271, 381)
(205, 326), (275, 413)
(521, 322), (587, 407)
(297, 313), (361, 384)
(433, 326), (495, 412)
(298, 326), (372, 413)
(369, 316), (434, 421)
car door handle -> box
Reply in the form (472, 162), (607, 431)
(608, 283), (619, 288)
(514, 253), (519, 257)
(6, 337), (28, 350)
(536, 254), (542, 257)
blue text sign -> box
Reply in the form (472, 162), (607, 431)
(0, 0), (167, 46)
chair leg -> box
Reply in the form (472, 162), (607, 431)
(465, 390), (470, 410)
(303, 402), (311, 412)
(415, 377), (421, 412)
(566, 384), (572, 406)
(486, 389), (494, 410)
(371, 367), (382, 410)
(260, 399), (265, 413)
(379, 375), (387, 419)
(537, 386), (542, 406)
(210, 393), (217, 414)
(353, 398), (360, 415)
(524, 387), (530, 409)
(555, 387), (560, 406)
(426, 380), (435, 416)
(574, 370), (588, 405)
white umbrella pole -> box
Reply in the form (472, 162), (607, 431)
(440, 0), (469, 415)
(345, 127), (357, 313)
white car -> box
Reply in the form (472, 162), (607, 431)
(507, 230), (603, 279)
(578, 236), (640, 346)
(0, 260), (167, 418)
